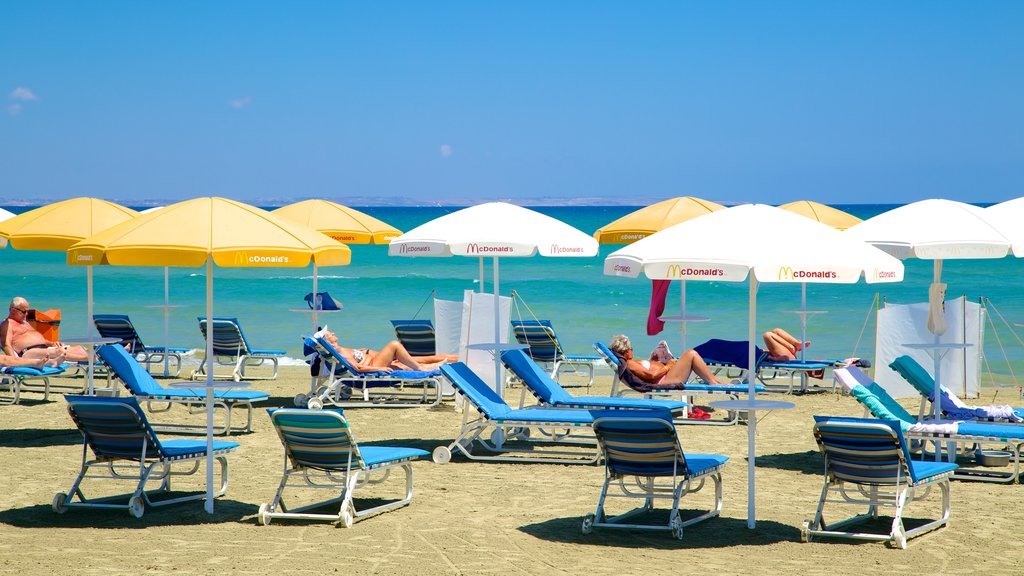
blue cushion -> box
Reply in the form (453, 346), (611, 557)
(160, 438), (240, 457)
(908, 460), (958, 481)
(358, 445), (429, 466)
(684, 453), (730, 476)
(685, 383), (767, 393)
(954, 421), (1024, 440)
(553, 396), (687, 411)
(500, 408), (599, 424)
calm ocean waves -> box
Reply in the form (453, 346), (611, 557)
(3, 203), (1023, 382)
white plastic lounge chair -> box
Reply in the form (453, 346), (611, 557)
(93, 314), (190, 377)
(192, 317), (287, 381)
(435, 362), (663, 465)
(582, 410), (728, 539)
(390, 319), (437, 356)
(98, 344), (269, 435)
(53, 395), (239, 518)
(594, 341), (762, 426)
(802, 415), (957, 549)
(257, 408), (429, 527)
(835, 366), (1024, 483)
(0, 364), (66, 405)
(510, 320), (602, 387)
(890, 355), (1024, 422)
(500, 349), (689, 421)
(298, 335), (443, 409)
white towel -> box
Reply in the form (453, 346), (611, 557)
(909, 420), (961, 435)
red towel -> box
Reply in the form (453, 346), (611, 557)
(647, 279), (671, 336)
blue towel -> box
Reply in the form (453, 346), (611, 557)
(692, 339), (766, 371)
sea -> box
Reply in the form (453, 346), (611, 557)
(3, 203), (1023, 384)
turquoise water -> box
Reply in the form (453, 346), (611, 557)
(3, 203), (1024, 380)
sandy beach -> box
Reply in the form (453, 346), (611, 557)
(2, 366), (1023, 576)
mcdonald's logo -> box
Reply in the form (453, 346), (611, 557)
(778, 266), (793, 281)
(778, 266), (837, 280)
(665, 265), (724, 278)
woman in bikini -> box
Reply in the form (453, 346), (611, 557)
(761, 328), (810, 361)
(321, 330), (457, 373)
(607, 334), (721, 386)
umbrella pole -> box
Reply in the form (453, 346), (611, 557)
(312, 262), (319, 333)
(493, 256), (501, 396)
(163, 267), (171, 377)
(800, 282), (807, 362)
(932, 260), (943, 459)
(747, 276), (758, 529)
(87, 265), (95, 395)
(479, 257), (485, 293)
(680, 280), (686, 351)
(205, 256), (215, 514)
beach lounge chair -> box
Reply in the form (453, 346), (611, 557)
(835, 366), (1024, 483)
(299, 335), (443, 409)
(98, 344), (269, 435)
(53, 395), (239, 518)
(0, 364), (67, 405)
(192, 317), (287, 381)
(582, 410), (728, 539)
(802, 415), (957, 549)
(257, 408), (429, 527)
(889, 355), (1024, 423)
(390, 319), (437, 356)
(594, 341), (763, 425)
(435, 362), (661, 465)
(692, 338), (835, 395)
(510, 320), (602, 387)
(93, 314), (191, 377)
(500, 349), (689, 421)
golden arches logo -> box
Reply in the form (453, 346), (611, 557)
(778, 266), (794, 281)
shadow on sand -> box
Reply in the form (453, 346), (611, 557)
(519, 514), (796, 548)
(0, 498), (255, 529)
(0, 426), (81, 448)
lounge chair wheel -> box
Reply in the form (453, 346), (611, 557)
(490, 428), (506, 449)
(432, 445), (452, 464)
(128, 495), (145, 519)
(340, 506), (354, 528)
(670, 517), (684, 540)
(800, 519), (810, 543)
(293, 393), (308, 408)
(51, 492), (68, 514)
(581, 513), (595, 535)
(892, 526), (907, 550)
(307, 398), (324, 410)
(257, 503), (272, 526)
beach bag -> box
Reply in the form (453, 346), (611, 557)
(304, 292), (342, 311)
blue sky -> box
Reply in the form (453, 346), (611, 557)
(1, 1), (1022, 205)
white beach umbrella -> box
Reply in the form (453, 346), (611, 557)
(983, 197), (1024, 257)
(606, 204), (904, 529)
(389, 202), (598, 393)
(845, 199), (1011, 422)
(0, 208), (16, 222)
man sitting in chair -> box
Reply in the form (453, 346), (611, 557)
(1, 297), (82, 364)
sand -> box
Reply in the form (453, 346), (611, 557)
(1, 367), (1023, 576)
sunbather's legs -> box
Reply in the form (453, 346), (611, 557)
(20, 344), (88, 364)
(369, 340), (424, 371)
(762, 329), (808, 361)
(663, 350), (720, 385)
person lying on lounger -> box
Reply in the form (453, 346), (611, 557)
(761, 327), (810, 361)
(320, 329), (457, 373)
(607, 334), (722, 386)
(0, 297), (80, 365)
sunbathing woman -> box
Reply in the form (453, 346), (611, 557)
(607, 334), (721, 386)
(321, 329), (457, 373)
(762, 328), (810, 361)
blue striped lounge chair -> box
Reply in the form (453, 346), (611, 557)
(500, 349), (689, 421)
(0, 364), (67, 405)
(803, 416), (957, 549)
(582, 410), (728, 539)
(390, 319), (437, 356)
(300, 335), (443, 409)
(435, 362), (663, 465)
(594, 341), (765, 426)
(192, 317), (287, 381)
(257, 408), (429, 527)
(889, 355), (1024, 423)
(93, 314), (191, 377)
(98, 344), (269, 435)
(510, 319), (602, 387)
(835, 366), (1024, 484)
(53, 395), (239, 518)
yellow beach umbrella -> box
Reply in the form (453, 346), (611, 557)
(778, 200), (863, 360)
(272, 199), (401, 244)
(778, 200), (862, 231)
(0, 198), (140, 391)
(593, 196), (725, 244)
(69, 197), (350, 514)
(272, 199), (401, 330)
(594, 197), (725, 348)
